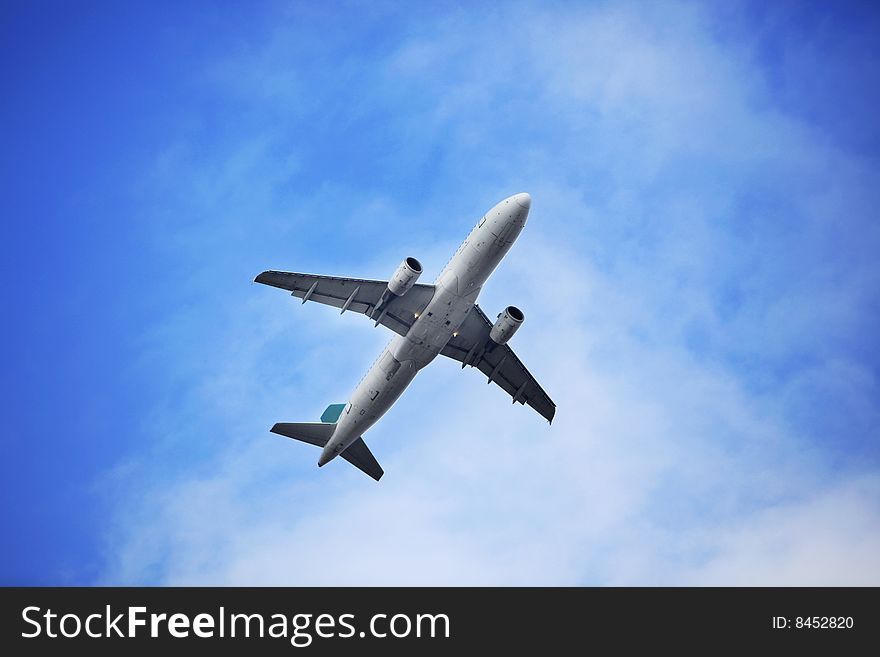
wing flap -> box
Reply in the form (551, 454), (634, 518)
(255, 270), (435, 337)
(441, 305), (556, 423)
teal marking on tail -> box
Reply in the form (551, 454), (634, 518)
(320, 403), (346, 424)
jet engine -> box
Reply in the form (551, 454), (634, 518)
(370, 257), (423, 324)
(387, 257), (423, 296)
(489, 305), (524, 344)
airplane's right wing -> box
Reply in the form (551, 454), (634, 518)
(255, 271), (435, 337)
(440, 305), (556, 423)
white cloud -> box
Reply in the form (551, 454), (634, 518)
(672, 475), (880, 586)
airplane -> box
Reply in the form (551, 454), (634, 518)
(254, 192), (555, 481)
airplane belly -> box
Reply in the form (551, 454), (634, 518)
(331, 343), (418, 452)
(399, 283), (479, 367)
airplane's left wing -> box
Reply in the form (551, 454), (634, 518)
(254, 271), (435, 337)
(441, 305), (556, 423)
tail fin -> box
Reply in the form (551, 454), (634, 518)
(320, 403), (346, 423)
(271, 414), (384, 481)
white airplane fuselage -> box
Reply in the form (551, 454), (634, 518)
(318, 193), (532, 466)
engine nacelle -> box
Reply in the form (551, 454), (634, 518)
(489, 305), (524, 345)
(387, 257), (423, 296)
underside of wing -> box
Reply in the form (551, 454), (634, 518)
(441, 305), (556, 423)
(340, 437), (384, 481)
(255, 271), (435, 337)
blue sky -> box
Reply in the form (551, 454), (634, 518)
(2, 0), (879, 584)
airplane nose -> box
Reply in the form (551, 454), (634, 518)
(514, 193), (531, 209)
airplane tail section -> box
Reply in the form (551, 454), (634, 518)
(271, 405), (384, 481)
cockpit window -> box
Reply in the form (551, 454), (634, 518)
(478, 216), (486, 227)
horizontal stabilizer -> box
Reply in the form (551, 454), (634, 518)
(271, 422), (383, 481)
(340, 437), (384, 481)
(271, 422), (335, 447)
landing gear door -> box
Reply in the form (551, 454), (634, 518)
(379, 352), (401, 381)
